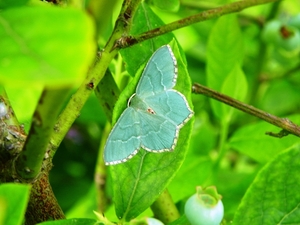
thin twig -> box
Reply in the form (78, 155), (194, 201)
(181, 0), (264, 27)
(116, 0), (279, 48)
(192, 83), (300, 138)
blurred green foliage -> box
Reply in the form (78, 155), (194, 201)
(52, 0), (300, 223)
(1, 0), (300, 224)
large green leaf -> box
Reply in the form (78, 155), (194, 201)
(233, 144), (300, 224)
(168, 156), (212, 202)
(258, 79), (300, 116)
(0, 6), (95, 88)
(220, 64), (248, 122)
(0, 183), (31, 225)
(168, 112), (217, 202)
(5, 86), (42, 130)
(206, 15), (244, 120)
(228, 114), (300, 163)
(110, 40), (193, 221)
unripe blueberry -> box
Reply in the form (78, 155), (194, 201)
(262, 20), (282, 43)
(262, 20), (300, 54)
(184, 186), (224, 225)
(277, 26), (300, 51)
(130, 217), (164, 225)
(146, 218), (164, 225)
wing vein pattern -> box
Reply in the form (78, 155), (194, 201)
(104, 45), (193, 165)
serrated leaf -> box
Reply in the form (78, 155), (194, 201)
(110, 40), (193, 221)
(232, 145), (300, 224)
(121, 2), (173, 77)
(228, 114), (300, 163)
(0, 183), (31, 225)
(0, 6), (95, 88)
(220, 64), (248, 122)
(206, 15), (243, 119)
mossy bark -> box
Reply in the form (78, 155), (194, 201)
(25, 173), (65, 225)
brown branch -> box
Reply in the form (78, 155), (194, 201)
(0, 88), (65, 223)
(192, 83), (300, 138)
(25, 173), (65, 225)
(181, 0), (265, 27)
(116, 0), (279, 48)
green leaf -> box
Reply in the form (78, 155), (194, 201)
(168, 215), (191, 225)
(151, 0), (180, 12)
(169, 115), (216, 201)
(232, 145), (300, 224)
(167, 112), (217, 202)
(168, 156), (212, 202)
(258, 79), (300, 116)
(0, 197), (5, 225)
(5, 86), (42, 130)
(206, 15), (244, 119)
(110, 40), (193, 221)
(77, 93), (107, 126)
(0, 183), (31, 225)
(0, 6), (96, 88)
(228, 114), (300, 163)
(121, 2), (173, 77)
(95, 70), (120, 122)
(65, 185), (98, 219)
(37, 218), (98, 225)
(0, 0), (28, 9)
(220, 64), (248, 122)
